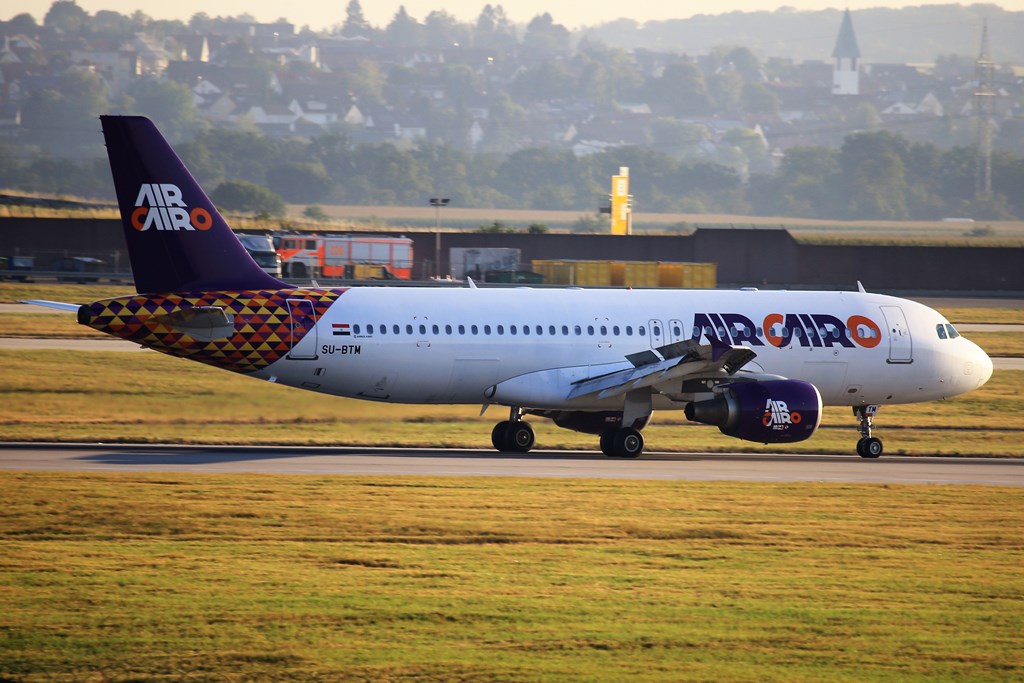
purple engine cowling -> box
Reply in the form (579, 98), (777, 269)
(684, 380), (822, 444)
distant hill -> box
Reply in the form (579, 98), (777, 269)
(582, 4), (1024, 64)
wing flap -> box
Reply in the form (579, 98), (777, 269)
(568, 342), (757, 401)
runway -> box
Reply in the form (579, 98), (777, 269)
(1, 444), (1022, 485)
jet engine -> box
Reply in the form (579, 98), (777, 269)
(684, 380), (822, 444)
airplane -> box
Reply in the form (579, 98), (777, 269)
(22, 116), (994, 459)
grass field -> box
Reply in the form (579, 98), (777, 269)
(0, 350), (1022, 456)
(1, 472), (1021, 682)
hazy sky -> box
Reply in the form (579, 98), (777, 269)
(10, 1), (1017, 32)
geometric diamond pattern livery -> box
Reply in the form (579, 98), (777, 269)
(82, 288), (342, 374)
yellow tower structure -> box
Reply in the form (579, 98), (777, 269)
(610, 166), (632, 235)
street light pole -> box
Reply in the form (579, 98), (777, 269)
(429, 197), (450, 278)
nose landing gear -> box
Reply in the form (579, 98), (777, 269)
(853, 405), (883, 458)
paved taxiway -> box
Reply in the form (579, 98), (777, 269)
(1, 444), (1022, 485)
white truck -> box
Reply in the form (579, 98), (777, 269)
(236, 233), (282, 277)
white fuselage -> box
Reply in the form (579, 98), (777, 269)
(253, 287), (993, 411)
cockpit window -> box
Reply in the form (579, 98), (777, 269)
(936, 324), (947, 340)
(946, 324), (960, 339)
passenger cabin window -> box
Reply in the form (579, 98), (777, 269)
(936, 324), (948, 339)
(406, 324), (413, 334)
(353, 324), (361, 335)
(638, 326), (646, 336)
(561, 325), (569, 335)
(653, 325), (661, 336)
(445, 324), (452, 335)
(419, 324), (426, 335)
(458, 325), (465, 335)
(497, 325), (504, 335)
(432, 324), (439, 335)
(484, 325), (491, 334)
(626, 326), (633, 336)
(472, 325), (479, 335)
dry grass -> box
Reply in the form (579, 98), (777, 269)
(0, 350), (1021, 456)
(1, 472), (1022, 682)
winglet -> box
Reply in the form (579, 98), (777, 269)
(467, 277), (478, 289)
(857, 280), (867, 293)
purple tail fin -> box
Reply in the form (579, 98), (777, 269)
(101, 115), (289, 293)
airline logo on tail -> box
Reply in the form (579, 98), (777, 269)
(130, 183), (213, 231)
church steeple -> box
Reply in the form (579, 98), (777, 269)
(832, 9), (861, 95)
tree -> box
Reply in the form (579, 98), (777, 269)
(423, 10), (469, 49)
(474, 4), (516, 52)
(511, 61), (575, 102)
(20, 70), (108, 156)
(740, 83), (779, 115)
(384, 6), (421, 47)
(341, 0), (372, 38)
(211, 180), (286, 215)
(575, 40), (642, 105)
(125, 79), (204, 142)
(522, 13), (571, 60)
(708, 71), (743, 113)
(7, 13), (39, 33)
(645, 61), (711, 116)
(265, 162), (334, 203)
(844, 151), (909, 219)
(43, 1), (88, 35)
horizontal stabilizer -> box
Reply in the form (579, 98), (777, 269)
(19, 299), (81, 312)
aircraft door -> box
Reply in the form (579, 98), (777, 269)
(286, 299), (318, 360)
(648, 319), (664, 349)
(880, 305), (912, 364)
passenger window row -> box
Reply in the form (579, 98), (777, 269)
(349, 323), (651, 337)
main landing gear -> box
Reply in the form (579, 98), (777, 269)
(491, 407), (535, 453)
(599, 427), (645, 459)
(853, 405), (883, 458)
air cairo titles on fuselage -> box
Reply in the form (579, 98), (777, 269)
(691, 312), (881, 349)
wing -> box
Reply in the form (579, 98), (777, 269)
(488, 338), (758, 409)
(566, 338), (757, 401)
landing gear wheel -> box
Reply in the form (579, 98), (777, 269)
(599, 430), (615, 456)
(491, 421), (511, 451)
(491, 420), (535, 453)
(857, 436), (883, 459)
(604, 428), (644, 458)
(507, 422), (535, 453)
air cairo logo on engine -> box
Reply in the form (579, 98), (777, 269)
(130, 183), (213, 231)
(762, 398), (802, 430)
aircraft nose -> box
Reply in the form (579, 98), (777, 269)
(974, 344), (994, 388)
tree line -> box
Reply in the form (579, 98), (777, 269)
(3, 126), (1022, 220)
